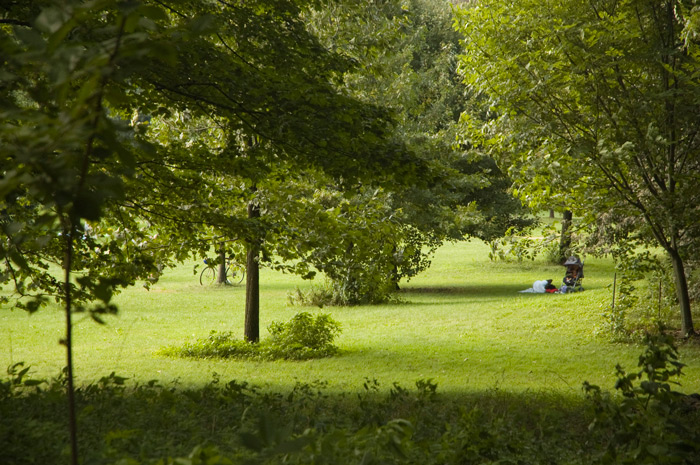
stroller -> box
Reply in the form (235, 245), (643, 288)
(561, 256), (584, 293)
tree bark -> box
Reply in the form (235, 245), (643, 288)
(559, 210), (572, 262)
(216, 244), (227, 285)
(668, 247), (695, 336)
(244, 199), (261, 343)
(391, 244), (401, 291)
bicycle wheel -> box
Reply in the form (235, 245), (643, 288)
(228, 263), (246, 285)
(199, 266), (216, 286)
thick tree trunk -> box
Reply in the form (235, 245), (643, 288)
(244, 200), (261, 343)
(216, 245), (227, 285)
(559, 210), (572, 262)
(668, 248), (695, 336)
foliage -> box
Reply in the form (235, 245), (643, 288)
(160, 312), (342, 361)
(0, 368), (593, 465)
(285, 0), (533, 302)
(599, 274), (637, 343)
(1, 0), (421, 321)
(488, 224), (562, 263)
(259, 179), (425, 305)
(5, 350), (698, 465)
(687, 259), (700, 303)
(0, 0), (168, 315)
(0, 2), (426, 437)
(159, 331), (259, 360)
(599, 256), (681, 342)
(265, 312), (342, 360)
(0, 2), (189, 461)
(288, 280), (346, 308)
(584, 332), (700, 464)
(0, 362), (46, 400)
(456, 0), (700, 335)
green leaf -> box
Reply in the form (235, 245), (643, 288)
(12, 26), (45, 50)
(35, 6), (66, 34)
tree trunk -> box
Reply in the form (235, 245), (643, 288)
(549, 209), (555, 218)
(216, 245), (227, 285)
(244, 200), (261, 343)
(391, 244), (401, 291)
(559, 210), (572, 262)
(62, 223), (79, 465)
(668, 247), (695, 337)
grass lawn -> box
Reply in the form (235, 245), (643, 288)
(3, 239), (699, 396)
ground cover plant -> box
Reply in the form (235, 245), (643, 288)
(2, 241), (700, 464)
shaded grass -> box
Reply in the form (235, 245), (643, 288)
(1, 370), (598, 465)
(1, 240), (699, 396)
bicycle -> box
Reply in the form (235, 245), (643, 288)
(199, 257), (246, 286)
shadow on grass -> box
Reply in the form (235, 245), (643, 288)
(0, 369), (594, 465)
(399, 283), (538, 300)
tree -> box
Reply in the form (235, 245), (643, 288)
(0, 3), (187, 463)
(2, 0), (421, 336)
(456, 0), (700, 336)
(1, 0), (425, 459)
(291, 0), (532, 301)
(130, 0), (423, 339)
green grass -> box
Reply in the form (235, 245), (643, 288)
(3, 241), (700, 465)
(2, 240), (700, 396)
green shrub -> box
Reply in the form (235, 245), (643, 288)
(584, 331), (700, 464)
(5, 362), (695, 465)
(158, 331), (259, 359)
(289, 275), (399, 307)
(598, 254), (681, 342)
(263, 312), (342, 360)
(288, 281), (347, 308)
(598, 273), (638, 342)
(159, 312), (341, 361)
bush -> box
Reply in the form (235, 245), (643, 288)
(159, 331), (259, 359)
(288, 281), (347, 308)
(584, 331), (700, 464)
(5, 356), (698, 465)
(599, 255), (679, 342)
(159, 312), (342, 361)
(290, 275), (399, 307)
(488, 224), (567, 264)
(264, 312), (341, 360)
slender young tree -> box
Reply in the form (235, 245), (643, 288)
(1, 3), (183, 463)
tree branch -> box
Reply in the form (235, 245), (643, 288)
(0, 18), (30, 27)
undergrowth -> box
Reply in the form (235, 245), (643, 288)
(158, 312), (342, 361)
(584, 332), (700, 464)
(288, 278), (402, 307)
(2, 333), (698, 464)
(0, 368), (589, 465)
